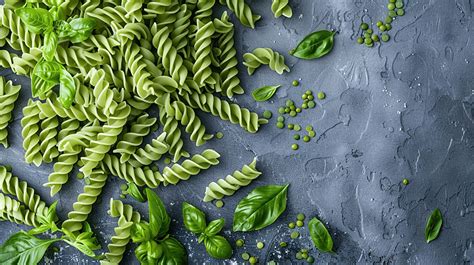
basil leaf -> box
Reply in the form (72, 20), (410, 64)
(42, 30), (58, 62)
(56, 20), (72, 39)
(204, 218), (224, 237)
(127, 182), (146, 202)
(145, 188), (170, 239)
(233, 184), (289, 232)
(28, 225), (51, 236)
(182, 202), (207, 234)
(0, 231), (59, 265)
(204, 235), (233, 260)
(308, 217), (334, 253)
(251, 85), (281, 102)
(31, 60), (61, 97)
(67, 18), (96, 43)
(134, 242), (149, 264)
(157, 237), (188, 265)
(59, 69), (76, 108)
(425, 208), (443, 243)
(290, 30), (335, 60)
(15, 7), (53, 34)
(131, 222), (153, 243)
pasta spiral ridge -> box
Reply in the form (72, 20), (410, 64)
(0, 193), (39, 227)
(87, 6), (132, 27)
(0, 50), (18, 72)
(55, 46), (103, 75)
(101, 154), (163, 188)
(58, 118), (81, 142)
(218, 0), (261, 29)
(162, 149), (220, 186)
(193, 20), (216, 86)
(172, 4), (192, 55)
(195, 0), (215, 23)
(62, 169), (108, 233)
(37, 95), (108, 123)
(113, 113), (157, 163)
(86, 68), (119, 116)
(128, 132), (169, 167)
(159, 107), (189, 162)
(0, 77), (21, 148)
(11, 48), (42, 76)
(0, 6), (42, 53)
(21, 100), (42, 166)
(39, 115), (60, 163)
(123, 0), (143, 22)
(203, 157), (261, 201)
(271, 0), (293, 18)
(243, 47), (290, 75)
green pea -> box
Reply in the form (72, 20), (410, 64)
(305, 90), (312, 95)
(376, 21), (383, 27)
(216, 132), (224, 139)
(289, 110), (297, 117)
(385, 23), (392, 30)
(296, 108), (302, 113)
(300, 248), (308, 253)
(381, 33), (390, 42)
(215, 200), (224, 208)
(294, 134), (300, 140)
(303, 136), (310, 142)
(364, 32), (371, 39)
(388, 10), (397, 17)
(307, 95), (314, 100)
(308, 131), (316, 138)
(388, 3), (395, 10)
(257, 242), (265, 249)
(317, 91), (326, 100)
(236, 239), (244, 247)
(164, 157), (171, 164)
(278, 107), (285, 114)
(290, 231), (300, 239)
(385, 16), (393, 24)
(249, 257), (257, 264)
(287, 123), (294, 130)
(279, 242), (287, 247)
(366, 29), (373, 34)
(120, 184), (128, 191)
(307, 101), (316, 108)
(285, 107), (290, 113)
(288, 222), (296, 229)
(291, 144), (299, 150)
(151, 165), (159, 171)
(301, 252), (308, 259)
(302, 94), (308, 100)
(76, 172), (84, 179)
(360, 23), (368, 30)
(276, 122), (285, 129)
(302, 103), (308, 109)
(364, 37), (373, 45)
(263, 110), (272, 119)
(366, 42), (374, 47)
(277, 116), (285, 122)
(402, 178), (409, 185)
(296, 252), (303, 260)
(297, 213), (305, 221)
(294, 124), (301, 131)
(379, 25), (387, 32)
(242, 252), (250, 261)
(397, 8), (405, 16)
(120, 194), (126, 199)
(292, 80), (300, 86)
(371, 34), (379, 42)
(307, 256), (315, 263)
(296, 220), (304, 227)
(306, 125), (313, 132)
(290, 105), (296, 111)
(286, 99), (294, 107)
(395, 1), (404, 8)
(389, 0), (395, 2)
(357, 37), (364, 44)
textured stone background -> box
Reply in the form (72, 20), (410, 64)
(1, 0), (474, 264)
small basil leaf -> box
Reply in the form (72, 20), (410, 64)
(131, 222), (153, 243)
(425, 208), (443, 243)
(233, 184), (289, 232)
(0, 231), (59, 265)
(251, 85), (281, 102)
(67, 18), (96, 43)
(27, 225), (51, 235)
(134, 242), (149, 264)
(203, 235), (233, 260)
(127, 182), (146, 202)
(204, 218), (225, 237)
(42, 30), (58, 62)
(308, 217), (334, 253)
(157, 237), (187, 265)
(55, 20), (72, 39)
(148, 240), (163, 261)
(182, 202), (207, 234)
(33, 60), (62, 83)
(198, 234), (206, 244)
(291, 30), (335, 60)
(15, 7), (53, 34)
(59, 69), (76, 108)
(145, 188), (170, 239)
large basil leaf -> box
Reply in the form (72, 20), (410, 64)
(0, 231), (59, 265)
(308, 217), (334, 253)
(157, 237), (188, 265)
(15, 8), (53, 34)
(31, 60), (61, 97)
(251, 85), (280, 102)
(67, 18), (96, 43)
(233, 184), (289, 232)
(59, 69), (76, 108)
(290, 30), (335, 60)
(145, 188), (170, 239)
(425, 208), (443, 243)
(204, 235), (233, 260)
(56, 20), (72, 39)
(204, 218), (224, 237)
(42, 30), (58, 62)
(182, 202), (207, 234)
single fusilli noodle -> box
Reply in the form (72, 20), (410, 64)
(21, 100), (42, 166)
(243, 47), (290, 75)
(219, 0), (261, 29)
(0, 193), (39, 227)
(128, 132), (169, 167)
(271, 0), (293, 18)
(193, 20), (216, 86)
(0, 77), (21, 148)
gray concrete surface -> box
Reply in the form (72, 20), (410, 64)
(1, 0), (474, 264)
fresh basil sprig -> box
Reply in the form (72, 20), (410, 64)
(308, 217), (334, 253)
(0, 231), (60, 265)
(290, 30), (336, 60)
(182, 202), (233, 260)
(29, 200), (60, 235)
(252, 85), (281, 102)
(233, 184), (289, 232)
(425, 208), (442, 243)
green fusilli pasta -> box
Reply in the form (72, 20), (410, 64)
(0, 77), (21, 148)
(243, 47), (290, 75)
(171, 3), (192, 54)
(39, 115), (59, 163)
(21, 100), (42, 166)
(195, 0), (215, 23)
(0, 193), (39, 227)
(193, 20), (216, 86)
(128, 132), (169, 167)
(37, 95), (107, 122)
(159, 106), (190, 162)
(203, 157), (261, 202)
(219, 0), (260, 29)
(86, 68), (119, 116)
(271, 0), (293, 18)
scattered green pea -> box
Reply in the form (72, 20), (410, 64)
(297, 213), (305, 221)
(263, 110), (272, 119)
(216, 132), (224, 139)
(303, 136), (310, 142)
(278, 107), (285, 114)
(300, 248), (308, 253)
(372, 34), (379, 42)
(292, 80), (300, 86)
(249, 257), (257, 264)
(290, 231), (300, 239)
(385, 16), (393, 24)
(296, 252), (303, 260)
(357, 37), (364, 44)
(364, 37), (373, 45)
(294, 134), (300, 140)
(385, 23), (392, 30)
(388, 3), (395, 10)
(286, 99), (294, 107)
(403, 178), (409, 185)
(284, 107), (290, 113)
(366, 29), (373, 34)
(290, 105), (296, 111)
(288, 222), (296, 229)
(395, 1), (404, 8)
(317, 91), (326, 100)
(76, 172), (84, 179)
(308, 131), (316, 138)
(302, 103), (308, 109)
(307, 256), (315, 263)
(365, 42), (374, 47)
(120, 194), (126, 199)
(306, 125), (313, 132)
(236, 239), (245, 247)
(376, 21), (383, 27)
(381, 33), (390, 42)
(279, 242), (287, 247)
(120, 184), (128, 191)
(164, 157), (171, 164)
(257, 242), (265, 249)
(242, 252), (250, 261)
(291, 144), (299, 150)
(277, 116), (285, 122)
(379, 25), (387, 32)
(287, 123), (294, 130)
(301, 252), (309, 259)
(364, 32), (371, 39)
(397, 8), (405, 16)
(215, 200), (224, 208)
(388, 10), (397, 17)
(360, 23), (368, 30)
(276, 122), (285, 129)
(305, 90), (312, 95)
(302, 94), (308, 100)
(296, 108), (302, 113)
(307, 95), (314, 101)
(296, 220), (304, 227)
(294, 124), (301, 131)
(307, 101), (316, 108)
(289, 110), (297, 117)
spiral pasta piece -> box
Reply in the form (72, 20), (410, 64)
(62, 169), (108, 233)
(195, 0), (215, 23)
(86, 68), (119, 116)
(271, 0), (292, 18)
(0, 50), (18, 74)
(193, 20), (216, 86)
(214, 12), (244, 98)
(115, 22), (151, 44)
(81, 102), (131, 177)
(128, 132), (169, 167)
(182, 92), (268, 133)
(0, 166), (49, 217)
(101, 154), (163, 188)
(0, 193), (39, 227)
(113, 113), (156, 163)
(172, 4), (192, 55)
(0, 77), (21, 148)
(219, 0), (260, 29)
(159, 107), (189, 162)
(37, 95), (107, 122)
(203, 157), (261, 201)
(162, 149), (220, 186)
(55, 46), (103, 75)
(58, 118), (81, 142)
(21, 100), (42, 166)
(243, 47), (290, 75)
(86, 6), (132, 27)
(123, 0), (143, 22)
(0, 6), (42, 53)
(39, 115), (60, 163)
(11, 48), (42, 76)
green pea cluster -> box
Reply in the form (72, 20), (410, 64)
(357, 0), (405, 47)
(283, 213), (315, 263)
